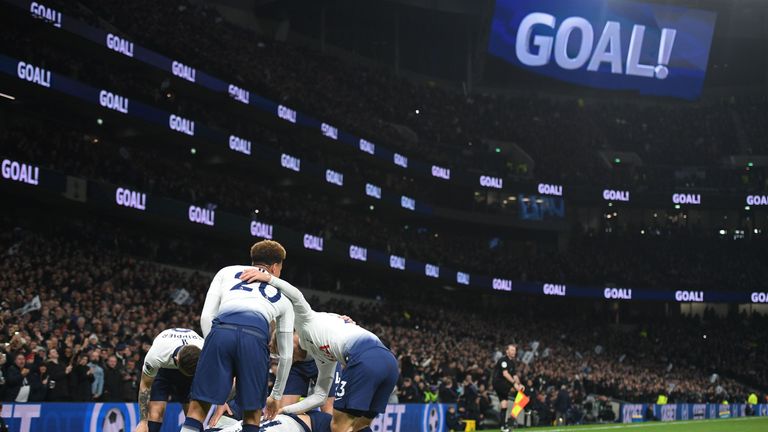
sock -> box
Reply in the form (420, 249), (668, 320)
(180, 417), (204, 432)
(242, 425), (260, 432)
(148, 421), (162, 432)
(500, 409), (508, 427)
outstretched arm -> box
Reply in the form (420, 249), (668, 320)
(239, 269), (313, 321)
(280, 361), (336, 414)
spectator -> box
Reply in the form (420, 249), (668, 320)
(102, 356), (122, 402)
(399, 377), (420, 403)
(44, 349), (71, 401)
(87, 350), (104, 400)
(4, 354), (31, 402)
(70, 354), (95, 401)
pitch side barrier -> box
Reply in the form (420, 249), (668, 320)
(4, 0), (762, 211)
(3, 158), (767, 305)
(620, 403), (767, 423)
(0, 402), (454, 432)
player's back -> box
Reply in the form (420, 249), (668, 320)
(302, 312), (381, 365)
(143, 328), (204, 375)
(208, 265), (293, 331)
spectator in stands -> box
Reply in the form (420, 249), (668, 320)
(102, 356), (122, 402)
(44, 349), (71, 401)
(70, 354), (95, 401)
(399, 377), (420, 403)
(4, 354), (31, 402)
(87, 350), (104, 400)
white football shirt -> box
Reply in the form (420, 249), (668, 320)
(142, 328), (204, 377)
(200, 265), (295, 337)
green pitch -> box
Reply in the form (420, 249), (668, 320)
(483, 416), (768, 432)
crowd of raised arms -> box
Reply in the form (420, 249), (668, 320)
(1, 212), (765, 413)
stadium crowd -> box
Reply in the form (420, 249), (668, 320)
(1, 212), (765, 420)
(5, 0), (768, 192)
(3, 112), (768, 295)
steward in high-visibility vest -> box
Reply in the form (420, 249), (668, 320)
(748, 393), (758, 405)
(656, 394), (668, 405)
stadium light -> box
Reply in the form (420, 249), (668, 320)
(369, 205), (374, 211)
(745, 205), (750, 210)
(674, 204), (680, 209)
(96, 118), (103, 125)
(614, 158), (621, 164)
(190, 147), (196, 155)
(495, 147), (501, 153)
(0, 91), (16, 100)
(748, 162), (754, 167)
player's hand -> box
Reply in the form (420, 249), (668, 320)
(263, 396), (279, 420)
(208, 402), (233, 427)
(239, 267), (271, 284)
(134, 420), (149, 432)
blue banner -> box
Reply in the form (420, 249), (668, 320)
(489, 0), (717, 99)
(0, 403), (451, 432)
(619, 403), (765, 423)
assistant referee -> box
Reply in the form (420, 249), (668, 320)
(492, 344), (522, 432)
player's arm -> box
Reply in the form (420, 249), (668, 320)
(265, 307), (295, 420)
(280, 360), (336, 414)
(137, 373), (155, 425)
(137, 348), (160, 429)
(200, 269), (226, 337)
(239, 270), (313, 320)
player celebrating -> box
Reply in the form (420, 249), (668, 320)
(181, 241), (295, 432)
(212, 411), (358, 432)
(135, 328), (203, 432)
(239, 269), (398, 432)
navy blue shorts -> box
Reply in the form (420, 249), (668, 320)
(150, 368), (193, 403)
(190, 321), (270, 411)
(333, 339), (399, 417)
(285, 359), (318, 397)
(305, 411), (332, 432)
(329, 363), (342, 398)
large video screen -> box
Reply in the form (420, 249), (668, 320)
(488, 0), (717, 99)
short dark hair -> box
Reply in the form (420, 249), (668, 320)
(177, 345), (201, 377)
(250, 240), (286, 265)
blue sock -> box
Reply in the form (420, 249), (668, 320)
(242, 425), (260, 432)
(148, 421), (162, 432)
(180, 417), (204, 432)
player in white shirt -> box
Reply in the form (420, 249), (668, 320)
(212, 411), (335, 432)
(211, 411), (375, 432)
(181, 241), (295, 432)
(239, 269), (398, 432)
(135, 328), (204, 432)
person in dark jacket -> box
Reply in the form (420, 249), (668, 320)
(102, 355), (123, 402)
(554, 385), (571, 425)
(399, 377), (420, 403)
(69, 354), (94, 401)
(3, 354), (29, 402)
(44, 349), (71, 401)
(28, 363), (49, 402)
(439, 376), (459, 403)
